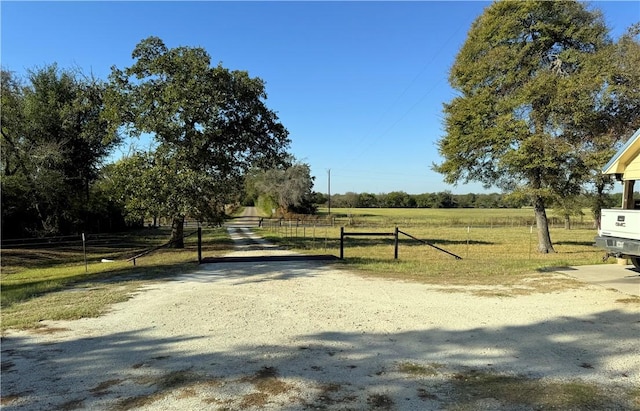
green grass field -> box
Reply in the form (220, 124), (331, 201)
(260, 207), (609, 293)
(319, 207), (595, 228)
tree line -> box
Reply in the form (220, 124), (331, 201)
(323, 191), (629, 211)
(2, 66), (123, 238)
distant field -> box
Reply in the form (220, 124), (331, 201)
(261, 207), (606, 292)
(319, 207), (596, 228)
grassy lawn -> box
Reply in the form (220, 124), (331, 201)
(1, 227), (233, 331)
(260, 207), (613, 294)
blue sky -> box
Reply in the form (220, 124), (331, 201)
(2, 1), (639, 195)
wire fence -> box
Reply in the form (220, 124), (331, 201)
(2, 215), (604, 272)
(1, 228), (203, 273)
(258, 214), (597, 230)
(259, 219), (603, 263)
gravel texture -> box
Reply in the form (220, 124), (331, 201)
(1, 227), (639, 410)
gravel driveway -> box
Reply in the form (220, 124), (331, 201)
(2, 227), (639, 410)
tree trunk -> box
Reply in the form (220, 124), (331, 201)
(564, 214), (571, 230)
(592, 178), (607, 229)
(170, 215), (185, 248)
(533, 195), (555, 253)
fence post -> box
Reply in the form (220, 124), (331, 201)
(394, 227), (399, 259)
(466, 226), (470, 258)
(324, 225), (328, 250)
(529, 225), (533, 259)
(340, 226), (344, 259)
(82, 233), (87, 272)
(197, 227), (202, 264)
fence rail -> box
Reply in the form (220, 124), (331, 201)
(128, 229), (199, 266)
(256, 215), (596, 230)
(2, 228), (204, 271)
(338, 227), (462, 260)
(1, 234), (148, 249)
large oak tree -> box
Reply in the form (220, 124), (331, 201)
(580, 24), (640, 223)
(107, 37), (290, 247)
(435, 1), (624, 253)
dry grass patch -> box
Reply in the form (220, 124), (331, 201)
(90, 379), (123, 396)
(446, 369), (633, 410)
(449, 372), (612, 410)
(156, 369), (199, 390)
(239, 392), (271, 408)
(398, 361), (446, 377)
(314, 382), (356, 406)
(1, 281), (143, 331)
(616, 296), (640, 305)
(111, 369), (202, 411)
(236, 366), (298, 408)
(319, 382), (342, 393)
(366, 393), (394, 410)
(396, 363), (637, 409)
(175, 387), (197, 399)
(241, 366), (295, 396)
(0, 392), (27, 406)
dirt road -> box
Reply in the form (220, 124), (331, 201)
(225, 206), (261, 228)
(2, 225), (639, 410)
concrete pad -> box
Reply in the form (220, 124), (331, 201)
(554, 264), (640, 296)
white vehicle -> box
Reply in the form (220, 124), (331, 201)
(595, 209), (640, 268)
(594, 128), (640, 269)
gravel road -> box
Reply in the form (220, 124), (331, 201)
(2, 222), (639, 410)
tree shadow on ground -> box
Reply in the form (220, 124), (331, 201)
(554, 240), (598, 247)
(2, 297), (637, 409)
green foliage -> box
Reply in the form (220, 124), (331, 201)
(255, 194), (279, 217)
(434, 1), (640, 253)
(439, 1), (609, 190)
(105, 37), (291, 243)
(249, 163), (316, 214)
(1, 66), (120, 238)
(328, 191), (533, 209)
(383, 191), (416, 208)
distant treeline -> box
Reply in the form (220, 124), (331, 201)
(318, 191), (631, 209)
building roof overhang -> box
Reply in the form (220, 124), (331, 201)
(602, 128), (640, 176)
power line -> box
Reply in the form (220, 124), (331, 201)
(345, 11), (476, 163)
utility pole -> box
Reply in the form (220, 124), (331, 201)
(327, 168), (331, 216)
